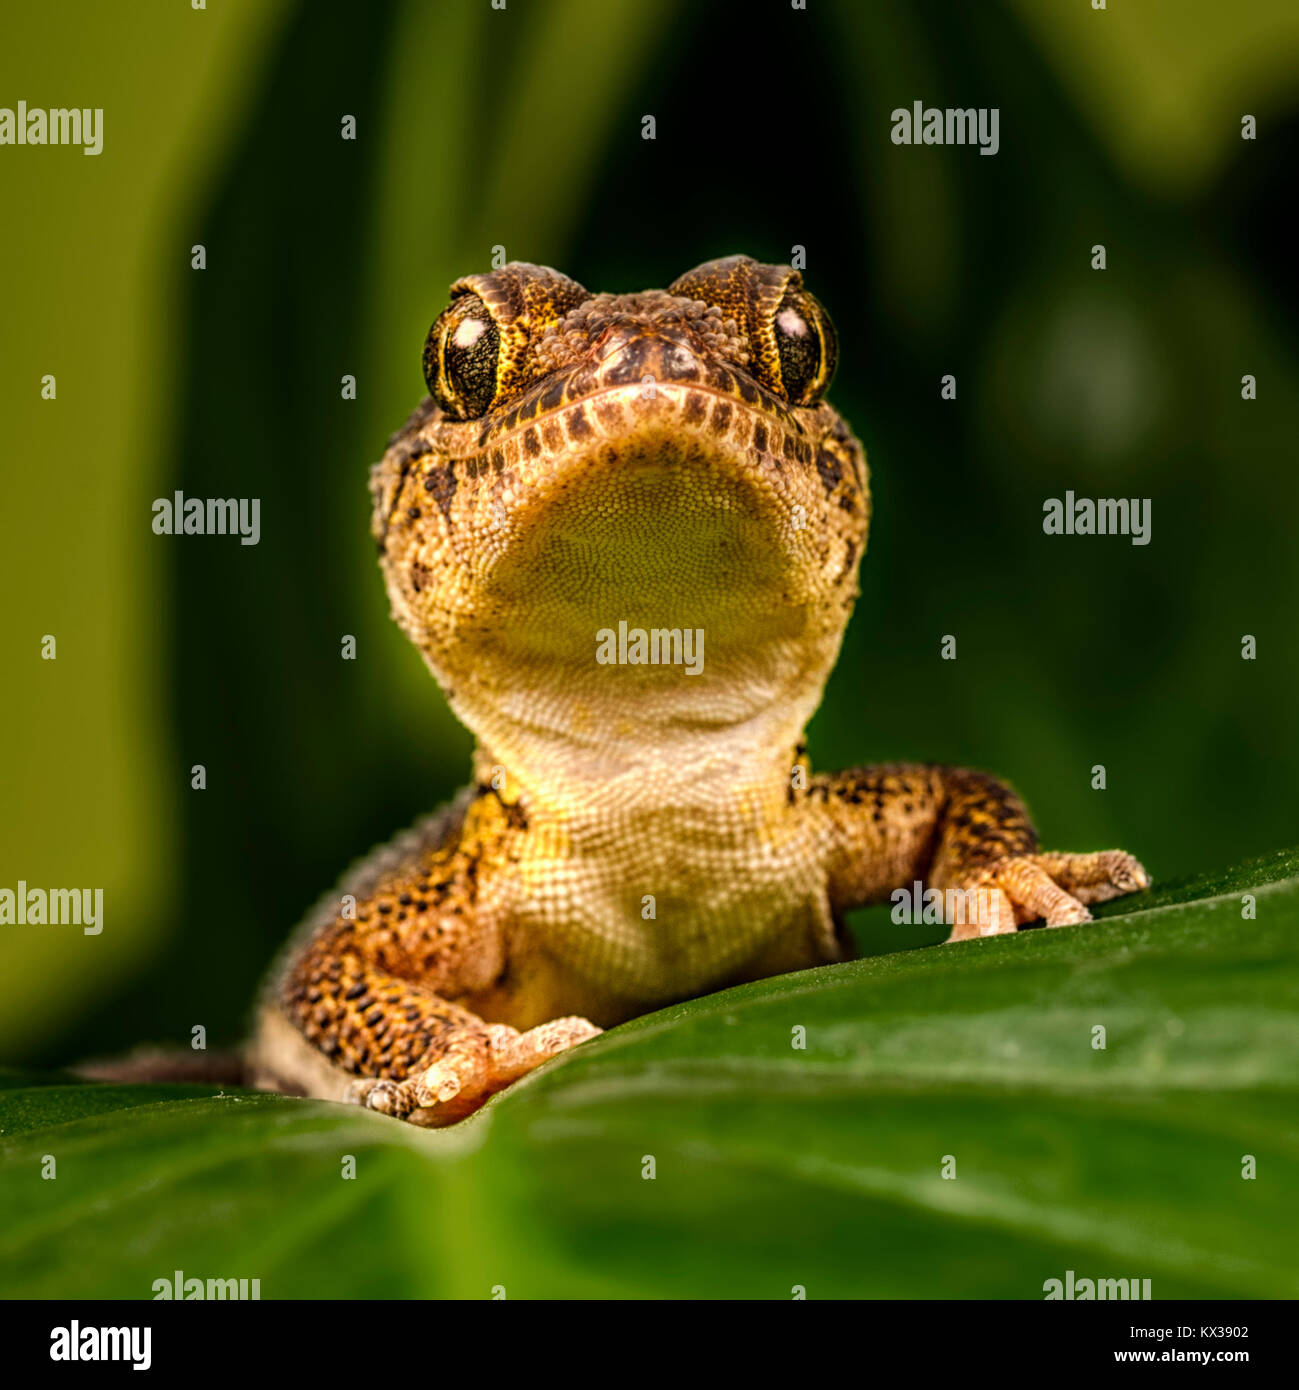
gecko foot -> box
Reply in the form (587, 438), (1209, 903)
(945, 850), (1150, 942)
(343, 1016), (602, 1126)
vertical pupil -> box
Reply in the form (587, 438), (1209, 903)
(775, 293), (821, 402)
(444, 306), (499, 416)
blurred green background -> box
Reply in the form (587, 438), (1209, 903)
(2, 0), (1297, 1066)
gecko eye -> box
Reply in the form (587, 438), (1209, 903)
(423, 293), (502, 419)
(771, 287), (837, 406)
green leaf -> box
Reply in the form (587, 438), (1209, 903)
(2, 850), (1296, 1299)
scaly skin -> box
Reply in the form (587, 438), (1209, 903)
(249, 257), (1149, 1125)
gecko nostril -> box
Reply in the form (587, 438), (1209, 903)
(596, 333), (703, 388)
(593, 324), (638, 360)
(667, 342), (701, 374)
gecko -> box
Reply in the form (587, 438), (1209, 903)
(249, 256), (1149, 1124)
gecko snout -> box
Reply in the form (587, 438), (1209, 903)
(592, 330), (705, 390)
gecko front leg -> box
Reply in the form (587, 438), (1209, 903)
(809, 763), (1149, 940)
(277, 918), (599, 1125)
(252, 795), (600, 1125)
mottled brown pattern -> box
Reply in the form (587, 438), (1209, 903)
(252, 258), (1148, 1126)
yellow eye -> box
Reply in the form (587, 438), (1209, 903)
(772, 288), (837, 405)
(423, 293), (501, 419)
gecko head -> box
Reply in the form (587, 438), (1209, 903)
(370, 258), (869, 762)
